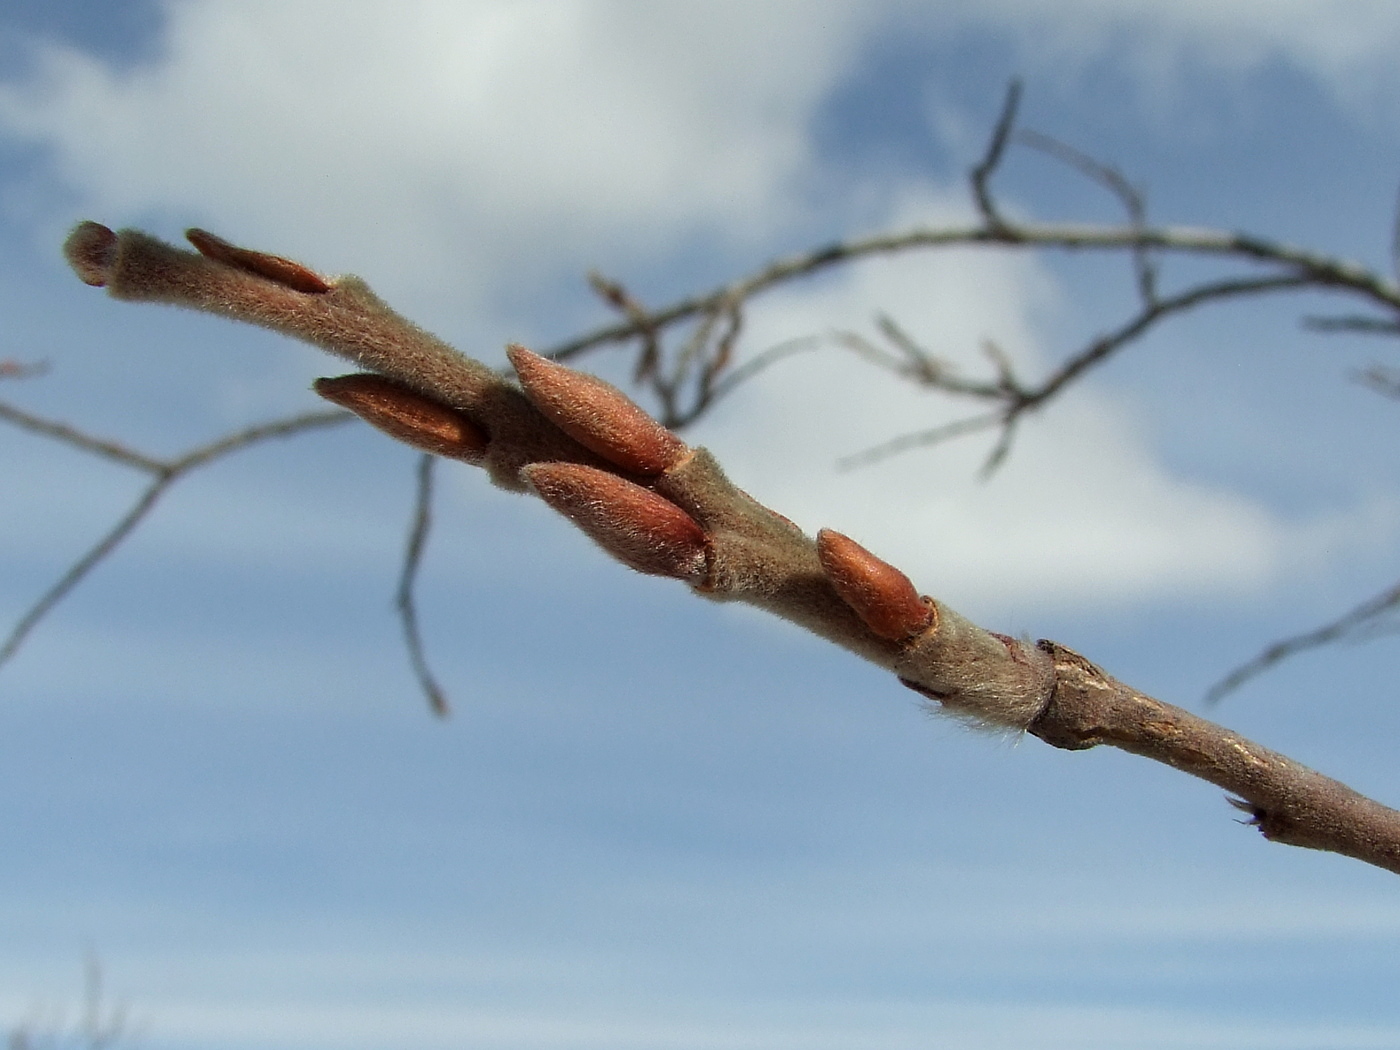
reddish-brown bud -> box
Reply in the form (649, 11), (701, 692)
(64, 221), (119, 287)
(507, 344), (686, 476)
(522, 462), (708, 581)
(816, 528), (934, 642)
(314, 374), (489, 460)
(186, 228), (331, 294)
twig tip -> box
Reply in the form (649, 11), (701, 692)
(64, 221), (118, 287)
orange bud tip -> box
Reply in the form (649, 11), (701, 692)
(522, 462), (708, 581)
(816, 528), (933, 641)
(314, 374), (489, 460)
(64, 221), (118, 287)
(186, 228), (331, 294)
(507, 343), (686, 476)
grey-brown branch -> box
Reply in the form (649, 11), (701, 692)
(56, 220), (1400, 876)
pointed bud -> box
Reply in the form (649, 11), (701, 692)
(186, 228), (331, 294)
(64, 222), (119, 287)
(816, 529), (933, 641)
(507, 344), (686, 476)
(522, 462), (708, 581)
(314, 374), (489, 460)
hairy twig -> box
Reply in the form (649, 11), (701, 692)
(60, 221), (1400, 875)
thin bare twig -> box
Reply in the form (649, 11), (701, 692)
(705, 336), (822, 405)
(970, 79), (1023, 230)
(0, 404), (351, 670)
(0, 399), (167, 472)
(838, 411), (1004, 469)
(1030, 274), (1310, 405)
(1206, 577), (1400, 705)
(1015, 127), (1157, 304)
(0, 476), (169, 667)
(837, 273), (1311, 471)
(545, 220), (1400, 369)
(1356, 364), (1400, 399)
(1304, 314), (1400, 336)
(396, 452), (449, 717)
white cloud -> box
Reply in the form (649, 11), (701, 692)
(0, 0), (874, 310)
(3, 0), (1398, 309)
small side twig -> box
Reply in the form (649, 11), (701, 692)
(1304, 314), (1400, 336)
(0, 403), (351, 670)
(1206, 577), (1400, 704)
(1356, 363), (1400, 399)
(1015, 127), (1157, 304)
(0, 477), (169, 668)
(837, 273), (1310, 473)
(838, 411), (1004, 469)
(396, 452), (449, 717)
(970, 79), (1023, 230)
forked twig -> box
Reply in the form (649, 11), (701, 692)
(0, 402), (351, 669)
(1015, 127), (1157, 304)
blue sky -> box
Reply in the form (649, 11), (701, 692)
(2, 3), (1400, 1048)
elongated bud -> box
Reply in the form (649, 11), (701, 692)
(315, 374), (489, 460)
(65, 221), (119, 287)
(186, 228), (331, 294)
(507, 344), (686, 476)
(816, 528), (933, 641)
(522, 462), (708, 581)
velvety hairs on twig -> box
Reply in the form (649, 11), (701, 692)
(7, 83), (1400, 877)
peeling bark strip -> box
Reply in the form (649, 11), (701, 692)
(62, 222), (1400, 875)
